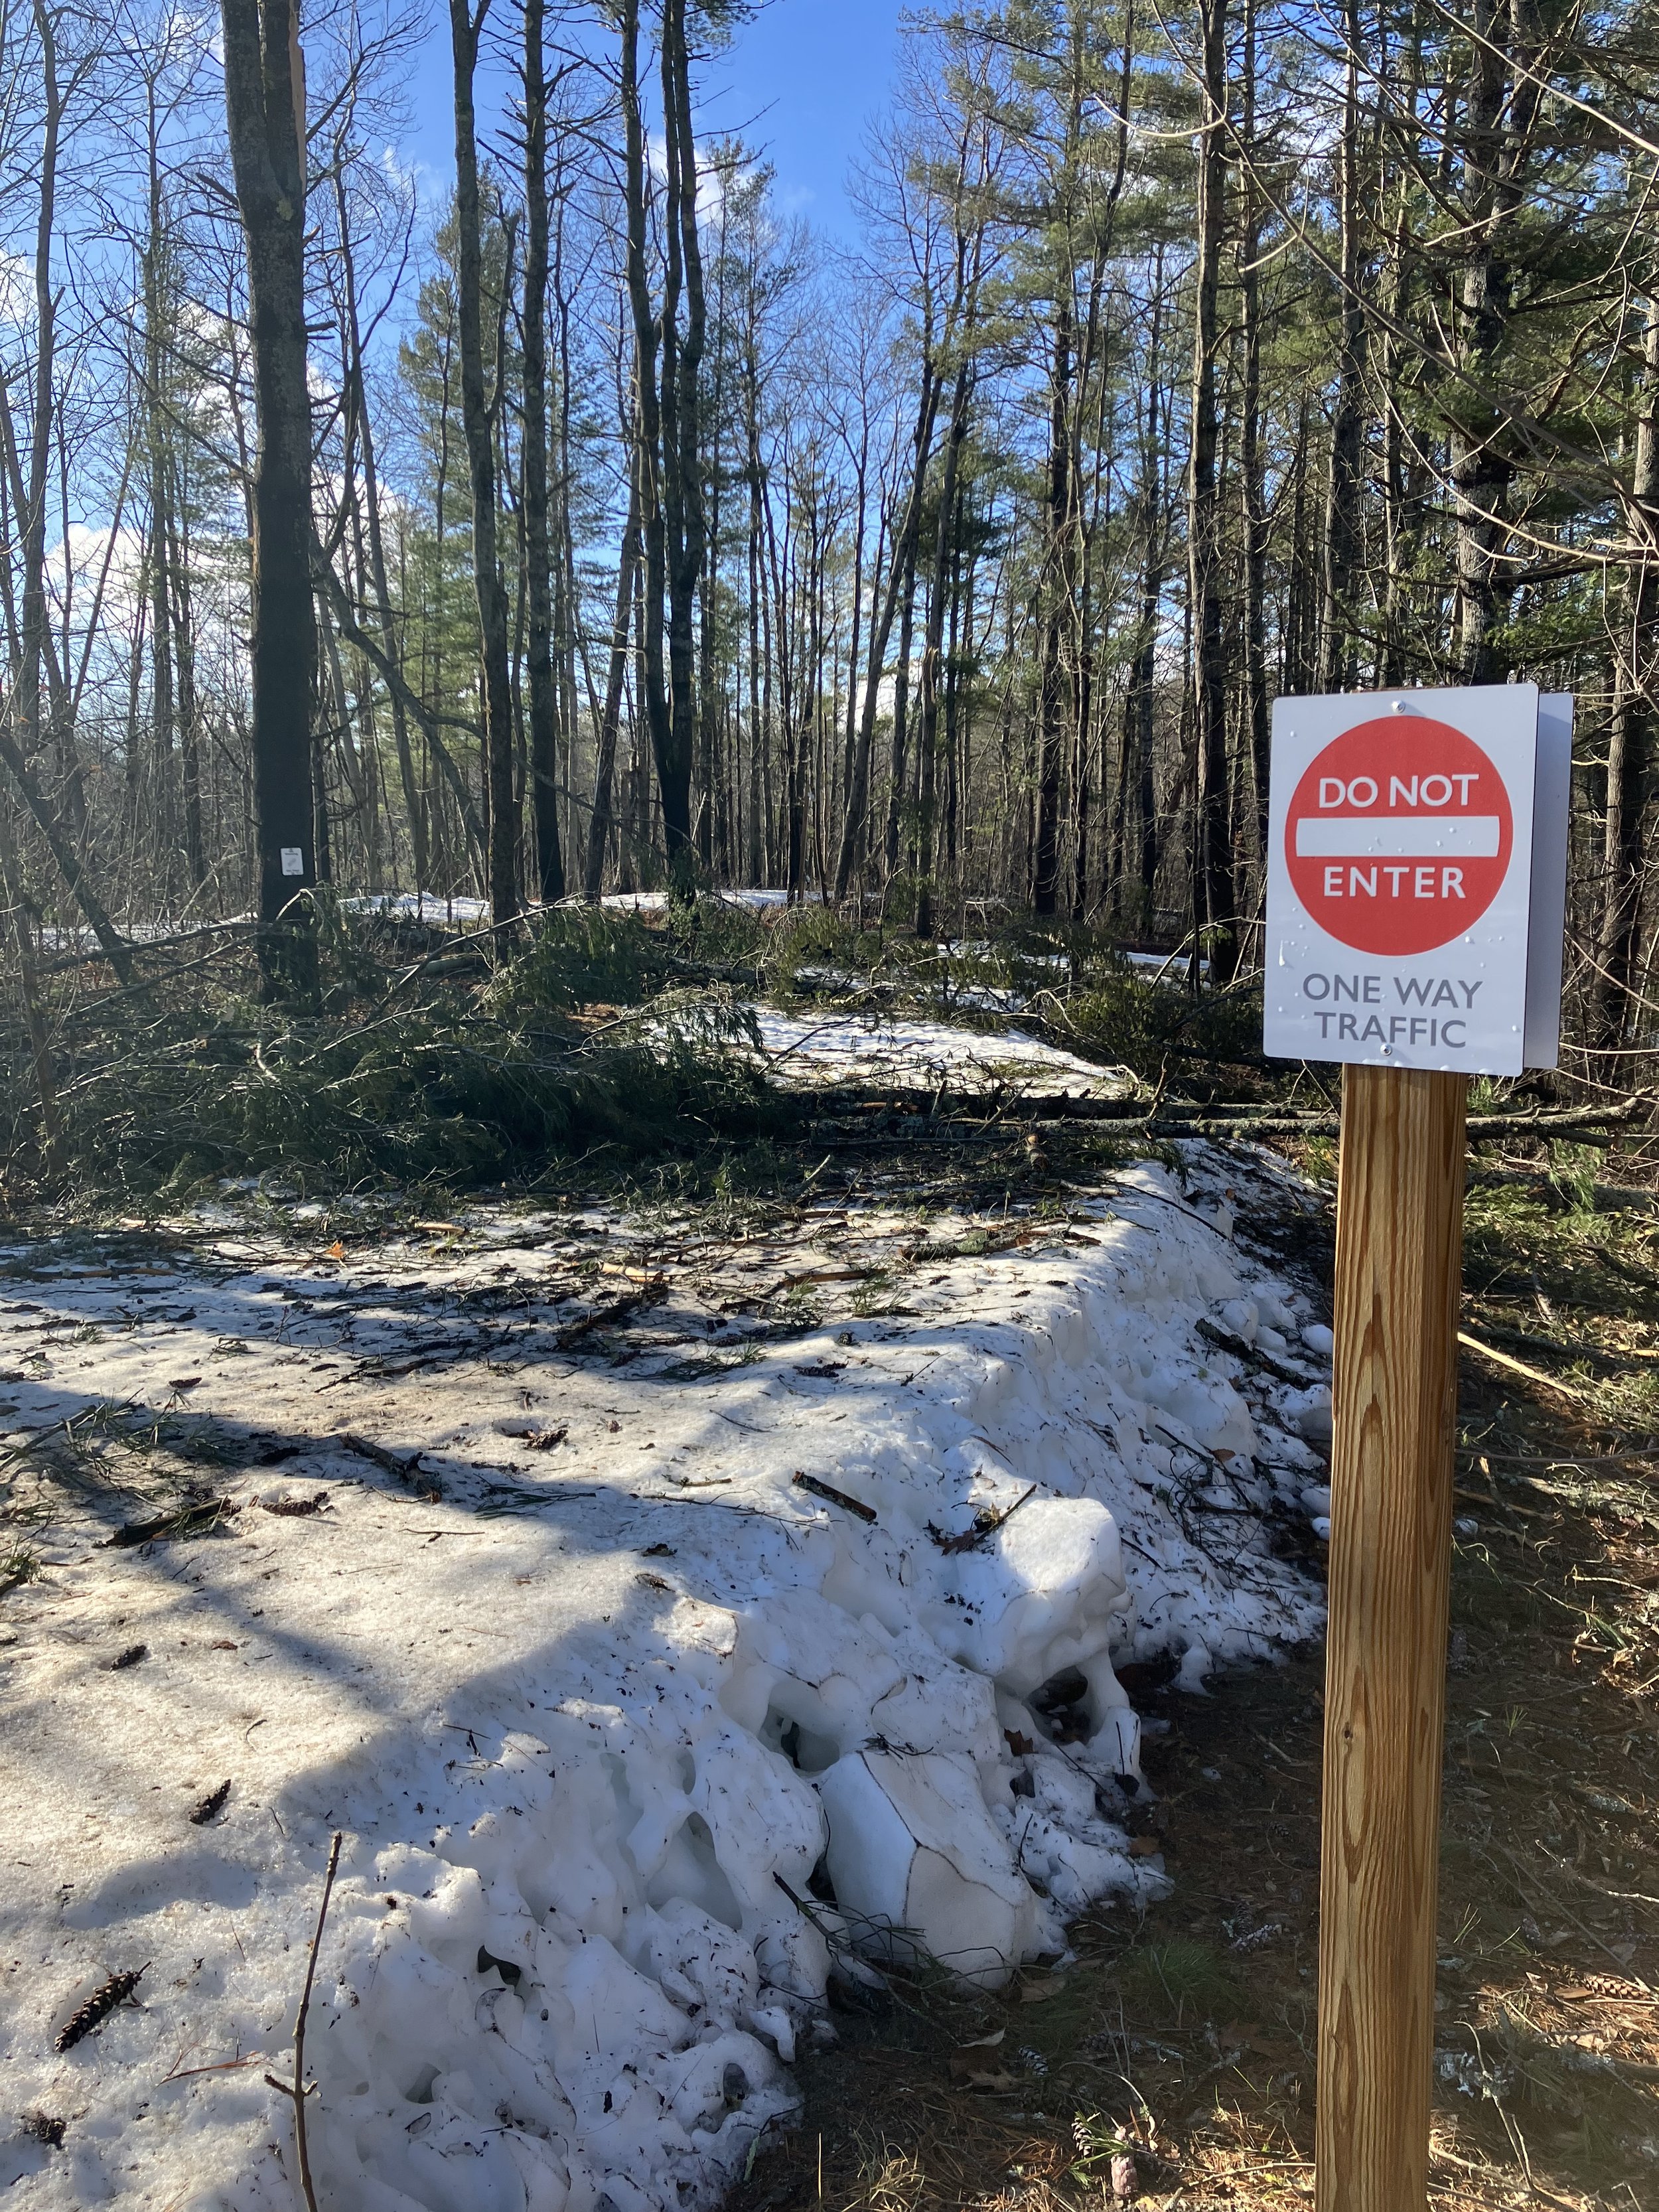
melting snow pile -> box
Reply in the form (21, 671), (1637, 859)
(0, 1154), (1330, 2211)
(748, 1008), (1128, 1098)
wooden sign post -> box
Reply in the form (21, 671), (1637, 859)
(1262, 688), (1573, 2212)
(1317, 1064), (1465, 2212)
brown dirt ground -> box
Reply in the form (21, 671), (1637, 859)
(731, 1178), (1659, 2212)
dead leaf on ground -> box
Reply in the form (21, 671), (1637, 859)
(949, 2047), (1018, 2091)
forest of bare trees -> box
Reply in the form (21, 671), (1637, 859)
(6, 0), (1659, 1062)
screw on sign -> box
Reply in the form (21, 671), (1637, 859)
(1284, 715), (1513, 958)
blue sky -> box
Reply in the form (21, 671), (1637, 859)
(401, 0), (906, 240)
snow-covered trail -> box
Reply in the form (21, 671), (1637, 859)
(0, 1158), (1331, 2211)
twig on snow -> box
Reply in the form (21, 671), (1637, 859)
(554, 1286), (661, 1348)
(791, 1471), (877, 1522)
(338, 1432), (443, 1499)
(265, 1830), (343, 2212)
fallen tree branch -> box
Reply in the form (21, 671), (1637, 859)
(338, 1432), (444, 1498)
(37, 917), (257, 977)
(797, 1082), (1650, 1138)
(1465, 1095), (1654, 1138)
(1196, 1315), (1319, 1385)
(0, 725), (135, 986)
(1457, 1329), (1597, 1405)
(1467, 1319), (1650, 1373)
(1466, 1163), (1659, 1211)
(554, 1286), (662, 1348)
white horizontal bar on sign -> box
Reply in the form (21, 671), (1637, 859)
(1295, 815), (1502, 858)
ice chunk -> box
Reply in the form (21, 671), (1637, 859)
(817, 1749), (1040, 1988)
(1217, 1298), (1259, 1344)
(1282, 1384), (1333, 1445)
(647, 1898), (758, 2026)
(931, 1496), (1125, 1694)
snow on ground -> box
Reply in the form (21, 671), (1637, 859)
(594, 891), (808, 917)
(1121, 949), (1209, 980)
(39, 917), (257, 955)
(0, 1150), (1331, 2211)
(350, 889), (808, 921)
(344, 895), (494, 926)
(746, 1009), (1131, 1098)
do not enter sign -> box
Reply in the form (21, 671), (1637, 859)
(1265, 684), (1572, 1075)
(1265, 688), (1577, 2212)
(1285, 716), (1513, 958)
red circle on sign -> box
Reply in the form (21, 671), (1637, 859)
(1285, 716), (1513, 956)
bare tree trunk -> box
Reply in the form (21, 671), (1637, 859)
(1238, 0), (1269, 917)
(1187, 0), (1233, 982)
(618, 0), (674, 883)
(220, 0), (319, 999)
(1317, 0), (1366, 694)
(0, 796), (60, 1172)
(914, 364), (972, 940)
(739, 283), (765, 884)
(1377, 25), (1417, 693)
(17, 2), (78, 844)
(1033, 7), (1094, 920)
(5, 6), (83, 853)
(521, 0), (565, 906)
(1450, 0), (1540, 681)
(165, 482), (206, 887)
(1123, 259), (1166, 931)
(586, 435), (642, 898)
(553, 229), (585, 880)
(885, 533), (920, 887)
(837, 434), (869, 879)
(336, 164), (429, 889)
(1033, 287), (1072, 917)
(837, 360), (941, 899)
(698, 194), (731, 874)
(143, 124), (179, 888)
(1597, 299), (1659, 1047)
(658, 0), (705, 885)
(451, 0), (520, 938)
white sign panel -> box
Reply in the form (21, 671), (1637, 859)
(1264, 685), (1565, 1076)
(1524, 694), (1573, 1070)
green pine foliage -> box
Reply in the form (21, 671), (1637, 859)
(0, 910), (780, 1199)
